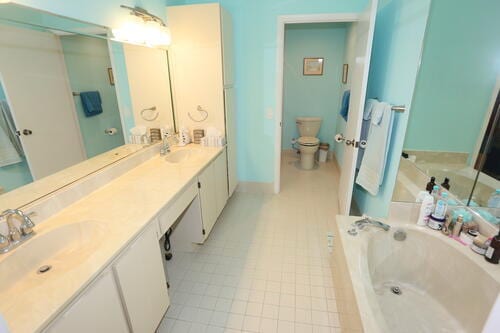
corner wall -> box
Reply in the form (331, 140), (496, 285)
(352, 0), (431, 217)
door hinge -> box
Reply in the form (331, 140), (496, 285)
(202, 229), (206, 235)
(198, 181), (201, 189)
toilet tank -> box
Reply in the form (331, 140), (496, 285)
(296, 117), (322, 137)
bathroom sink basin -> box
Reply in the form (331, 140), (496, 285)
(0, 220), (106, 299)
(164, 148), (205, 164)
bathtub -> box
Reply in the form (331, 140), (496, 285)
(336, 216), (500, 333)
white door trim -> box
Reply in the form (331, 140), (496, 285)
(471, 76), (500, 168)
(274, 13), (360, 193)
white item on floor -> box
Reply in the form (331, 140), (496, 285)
(319, 148), (328, 163)
(355, 102), (394, 195)
(296, 117), (322, 170)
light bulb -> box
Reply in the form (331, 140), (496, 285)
(113, 15), (146, 44)
(155, 26), (171, 47)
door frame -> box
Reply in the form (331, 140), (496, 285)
(471, 76), (500, 169)
(274, 13), (361, 193)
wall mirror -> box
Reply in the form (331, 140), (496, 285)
(393, 0), (500, 227)
(0, 2), (175, 211)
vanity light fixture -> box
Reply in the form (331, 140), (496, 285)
(112, 5), (171, 47)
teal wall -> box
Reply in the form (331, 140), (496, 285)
(60, 35), (125, 158)
(404, 0), (500, 155)
(0, 160), (32, 192)
(168, 0), (367, 183)
(352, 0), (431, 217)
(11, 0), (167, 28)
(282, 23), (347, 150)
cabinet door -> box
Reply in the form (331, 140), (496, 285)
(224, 88), (237, 196)
(46, 270), (128, 333)
(198, 162), (217, 238)
(214, 150), (229, 216)
(114, 224), (169, 333)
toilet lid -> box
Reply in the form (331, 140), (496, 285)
(297, 136), (319, 146)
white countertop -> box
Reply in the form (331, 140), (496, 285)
(0, 145), (224, 333)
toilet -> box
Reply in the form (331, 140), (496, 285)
(295, 117), (322, 170)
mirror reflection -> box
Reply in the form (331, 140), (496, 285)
(0, 22), (125, 194)
(393, 0), (499, 225)
(0, 3), (176, 211)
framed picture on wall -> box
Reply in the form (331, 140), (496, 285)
(303, 58), (324, 75)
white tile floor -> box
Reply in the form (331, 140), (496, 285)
(158, 151), (342, 333)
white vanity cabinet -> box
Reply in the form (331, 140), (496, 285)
(113, 223), (169, 333)
(198, 149), (228, 239)
(44, 270), (129, 333)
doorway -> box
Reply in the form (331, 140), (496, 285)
(280, 22), (351, 187)
(274, 2), (378, 215)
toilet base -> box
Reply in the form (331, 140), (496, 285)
(300, 153), (316, 170)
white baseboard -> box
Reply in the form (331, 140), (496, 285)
(236, 181), (274, 194)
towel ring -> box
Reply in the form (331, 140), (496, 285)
(188, 105), (209, 122)
(140, 106), (159, 121)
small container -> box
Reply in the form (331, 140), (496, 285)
(441, 177), (451, 190)
(471, 236), (488, 255)
(193, 129), (205, 144)
(427, 215), (445, 230)
(426, 176), (436, 193)
(460, 230), (478, 246)
(452, 215), (463, 237)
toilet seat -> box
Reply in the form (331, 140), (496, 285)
(297, 136), (320, 146)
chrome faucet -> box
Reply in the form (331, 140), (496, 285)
(354, 216), (391, 231)
(160, 133), (179, 156)
(0, 209), (36, 254)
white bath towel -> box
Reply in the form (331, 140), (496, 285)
(356, 99), (379, 168)
(0, 100), (21, 167)
(355, 102), (394, 195)
(0, 124), (21, 167)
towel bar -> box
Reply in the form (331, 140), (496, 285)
(391, 105), (405, 112)
(72, 92), (80, 96)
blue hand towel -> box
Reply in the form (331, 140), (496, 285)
(339, 90), (350, 121)
(80, 91), (102, 117)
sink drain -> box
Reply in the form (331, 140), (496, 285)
(390, 286), (402, 295)
(37, 265), (52, 274)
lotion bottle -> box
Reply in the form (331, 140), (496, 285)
(417, 192), (434, 226)
(452, 215), (463, 237)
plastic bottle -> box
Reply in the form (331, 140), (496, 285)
(431, 185), (440, 201)
(433, 192), (448, 219)
(416, 192), (434, 226)
(487, 189), (500, 208)
(426, 176), (436, 193)
(452, 215), (463, 237)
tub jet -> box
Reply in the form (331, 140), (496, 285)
(390, 286), (402, 295)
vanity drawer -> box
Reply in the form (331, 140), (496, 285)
(157, 180), (198, 236)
